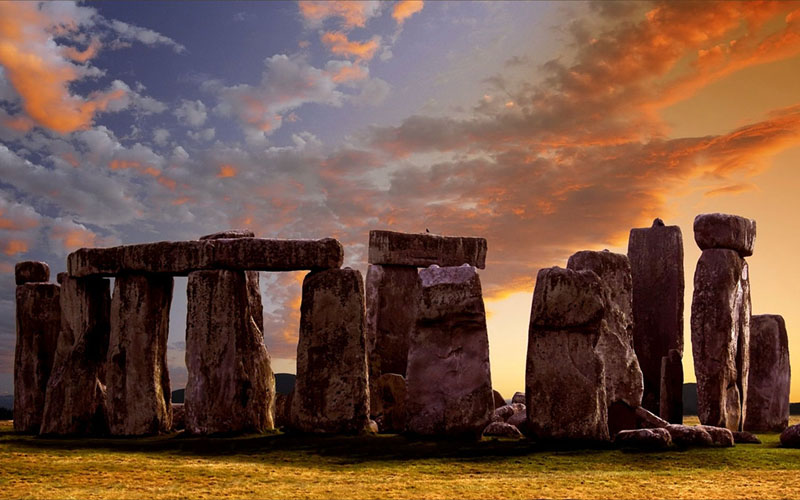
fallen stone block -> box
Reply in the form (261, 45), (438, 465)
(483, 421), (523, 439)
(780, 424), (800, 448)
(665, 424), (714, 447)
(511, 392), (525, 404)
(14, 282), (60, 433)
(291, 268), (369, 434)
(694, 213), (756, 257)
(745, 314), (790, 432)
(628, 219), (684, 415)
(405, 265), (493, 438)
(368, 230), (487, 268)
(614, 428), (672, 449)
(67, 237), (344, 277)
(15, 261), (50, 285)
(492, 390), (506, 409)
(732, 431), (761, 444)
(698, 425), (735, 447)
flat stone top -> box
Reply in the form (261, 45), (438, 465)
(199, 229), (254, 240)
(368, 230), (487, 268)
(15, 261), (50, 285)
(67, 237), (343, 277)
(694, 212), (755, 257)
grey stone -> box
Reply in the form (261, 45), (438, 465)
(199, 229), (255, 240)
(483, 421), (524, 439)
(627, 219), (684, 415)
(171, 403), (185, 431)
(665, 424), (714, 447)
(13, 283), (60, 433)
(368, 230), (487, 268)
(291, 268), (369, 434)
(511, 392), (525, 405)
(635, 406), (668, 428)
(780, 424), (800, 448)
(185, 270), (275, 435)
(365, 265), (420, 400)
(732, 431), (761, 444)
(507, 406), (527, 428)
(106, 274), (173, 435)
(40, 276), (111, 435)
(745, 314), (790, 432)
(370, 373), (406, 433)
(614, 428), (672, 449)
(660, 349), (683, 424)
(698, 425), (735, 447)
(492, 390), (506, 409)
(67, 237), (344, 277)
(274, 391), (292, 429)
(691, 248), (751, 431)
(494, 404), (515, 422)
(405, 265), (493, 438)
(567, 250), (644, 430)
(694, 213), (756, 257)
(15, 261), (50, 285)
(526, 267), (609, 442)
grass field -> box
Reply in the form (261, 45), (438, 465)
(2, 417), (800, 499)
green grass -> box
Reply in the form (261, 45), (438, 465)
(2, 417), (800, 499)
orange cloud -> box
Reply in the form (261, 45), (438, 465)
(704, 183), (759, 197)
(0, 210), (39, 231)
(321, 31), (380, 61)
(298, 1), (376, 29)
(51, 225), (97, 251)
(217, 164), (237, 178)
(392, 0), (423, 25)
(2, 239), (28, 256)
(328, 62), (369, 83)
(62, 37), (101, 63)
(0, 3), (125, 134)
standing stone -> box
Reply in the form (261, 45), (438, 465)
(405, 265), (493, 438)
(660, 349), (683, 424)
(106, 274), (174, 435)
(493, 390), (506, 409)
(744, 315), (790, 432)
(370, 373), (407, 433)
(41, 276), (111, 435)
(13, 282), (60, 432)
(291, 268), (369, 434)
(185, 269), (275, 434)
(567, 250), (643, 435)
(526, 267), (609, 442)
(365, 264), (420, 403)
(691, 248), (751, 431)
(627, 218), (684, 415)
(15, 261), (50, 285)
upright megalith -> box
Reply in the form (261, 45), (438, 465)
(627, 218), (684, 415)
(365, 264), (420, 392)
(745, 315), (790, 432)
(291, 268), (369, 434)
(526, 267), (609, 442)
(660, 349), (683, 424)
(106, 274), (174, 435)
(14, 268), (60, 433)
(41, 276), (111, 435)
(185, 269), (274, 434)
(692, 213), (755, 432)
(405, 265), (493, 437)
(566, 250), (643, 434)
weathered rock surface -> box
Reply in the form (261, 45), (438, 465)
(67, 237), (344, 277)
(365, 264), (420, 401)
(483, 421), (524, 439)
(660, 349), (683, 424)
(507, 407), (527, 428)
(526, 267), (609, 442)
(627, 219), (684, 415)
(291, 268), (369, 434)
(694, 213), (756, 257)
(370, 373), (407, 433)
(567, 250), (644, 432)
(780, 424), (800, 448)
(15, 261), (50, 285)
(691, 248), (751, 431)
(493, 390), (506, 409)
(199, 229), (255, 240)
(14, 283), (60, 433)
(106, 274), (173, 435)
(185, 270), (275, 435)
(665, 424), (714, 447)
(494, 404), (516, 422)
(635, 406), (669, 428)
(614, 428), (673, 449)
(274, 392), (292, 429)
(41, 276), (111, 435)
(511, 392), (525, 405)
(698, 425), (735, 447)
(745, 314), (790, 432)
(171, 404), (185, 431)
(733, 431), (761, 444)
(368, 230), (487, 268)
(405, 265), (493, 437)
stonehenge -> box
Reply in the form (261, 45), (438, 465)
(744, 315), (790, 432)
(405, 265), (493, 437)
(691, 213), (755, 431)
(627, 218), (684, 419)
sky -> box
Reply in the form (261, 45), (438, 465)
(1, 1), (800, 401)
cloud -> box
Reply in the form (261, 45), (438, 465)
(153, 128), (170, 146)
(174, 99), (208, 128)
(392, 0), (424, 25)
(297, 1), (381, 30)
(321, 31), (380, 61)
(107, 19), (185, 53)
(704, 183), (759, 198)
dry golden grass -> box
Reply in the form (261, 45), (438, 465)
(1, 418), (800, 499)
